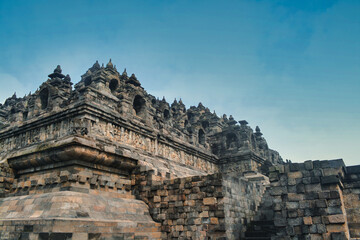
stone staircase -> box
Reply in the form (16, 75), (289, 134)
(244, 187), (276, 240)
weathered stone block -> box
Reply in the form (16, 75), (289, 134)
(330, 232), (347, 240)
(271, 186), (287, 196)
(288, 217), (302, 226)
(288, 193), (303, 202)
(328, 214), (346, 224)
(203, 197), (216, 205)
(303, 216), (312, 225)
(288, 171), (303, 179)
(304, 161), (313, 170)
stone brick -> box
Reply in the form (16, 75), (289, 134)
(328, 214), (346, 224)
(203, 197), (216, 205)
(288, 171), (303, 179)
(286, 202), (299, 210)
(303, 216), (312, 225)
(288, 193), (303, 202)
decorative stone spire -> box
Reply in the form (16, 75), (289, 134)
(178, 98), (185, 110)
(54, 65), (61, 73)
(48, 65), (65, 79)
(239, 120), (248, 126)
(106, 59), (114, 69)
(255, 126), (263, 136)
(228, 115), (237, 125)
(64, 74), (71, 82)
(121, 68), (128, 79)
(89, 60), (100, 72)
(126, 73), (141, 87)
(222, 114), (228, 122)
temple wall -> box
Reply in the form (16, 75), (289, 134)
(133, 169), (267, 239)
(8, 165), (133, 198)
(0, 107), (218, 179)
(268, 160), (351, 239)
(343, 165), (360, 239)
(88, 115), (218, 176)
(0, 162), (14, 198)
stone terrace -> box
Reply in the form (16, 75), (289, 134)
(0, 62), (358, 240)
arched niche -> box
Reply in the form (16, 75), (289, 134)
(109, 79), (119, 91)
(133, 95), (146, 116)
(84, 76), (92, 86)
(39, 88), (49, 110)
(198, 129), (205, 145)
(163, 109), (170, 120)
(23, 111), (28, 120)
(201, 120), (209, 130)
(226, 132), (238, 149)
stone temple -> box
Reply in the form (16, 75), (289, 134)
(0, 61), (359, 240)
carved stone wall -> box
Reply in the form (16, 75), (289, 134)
(0, 62), (283, 177)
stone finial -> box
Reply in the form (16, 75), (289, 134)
(94, 60), (100, 68)
(228, 115), (237, 125)
(64, 74), (71, 82)
(48, 65), (65, 79)
(126, 73), (141, 87)
(12, 92), (17, 99)
(239, 120), (248, 126)
(106, 59), (114, 69)
(54, 65), (62, 73)
(90, 60), (100, 72)
(122, 68), (128, 78)
(179, 98), (183, 105)
(255, 126), (263, 136)
(162, 96), (166, 102)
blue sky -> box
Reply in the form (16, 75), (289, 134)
(0, 0), (359, 165)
